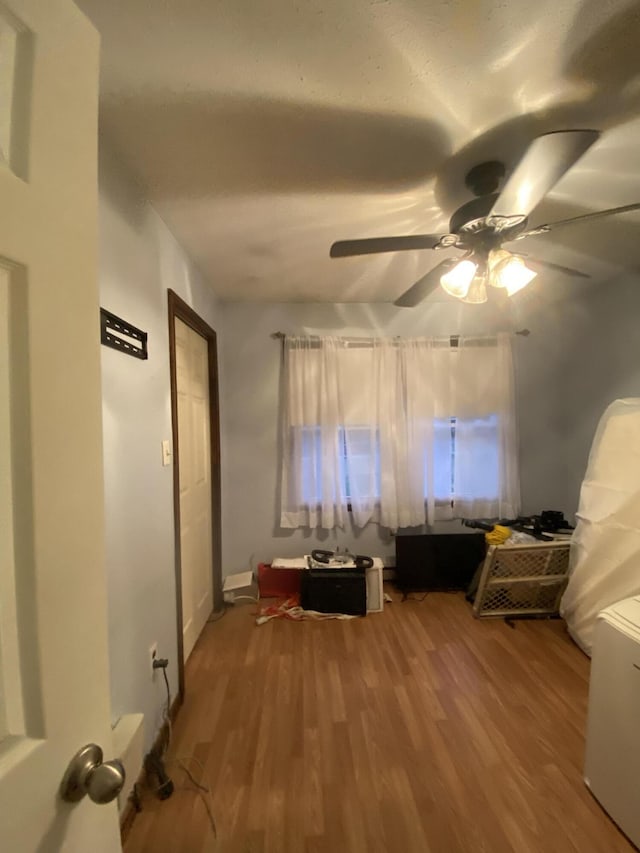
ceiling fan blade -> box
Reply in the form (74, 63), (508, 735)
(330, 234), (441, 257)
(513, 202), (640, 240)
(489, 130), (600, 220)
(521, 256), (590, 279)
(394, 259), (458, 307)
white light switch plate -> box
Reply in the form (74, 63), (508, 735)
(161, 439), (171, 467)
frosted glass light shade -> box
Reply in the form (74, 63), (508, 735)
(462, 275), (488, 303)
(494, 255), (537, 295)
(440, 259), (477, 298)
(487, 249), (513, 287)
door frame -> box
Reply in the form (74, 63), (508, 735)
(167, 289), (222, 701)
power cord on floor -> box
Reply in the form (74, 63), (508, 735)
(145, 667), (217, 843)
(146, 753), (217, 842)
(402, 591), (430, 602)
(166, 756), (218, 840)
(208, 603), (228, 623)
(129, 782), (142, 813)
(152, 658), (173, 753)
(146, 750), (174, 800)
(142, 657), (175, 801)
(139, 656), (220, 849)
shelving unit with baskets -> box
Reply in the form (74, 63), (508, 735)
(473, 540), (571, 619)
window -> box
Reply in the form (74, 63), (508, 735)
(297, 425), (380, 504)
(433, 415), (500, 505)
(280, 335), (519, 530)
(299, 417), (500, 508)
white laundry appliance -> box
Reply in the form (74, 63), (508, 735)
(584, 595), (640, 847)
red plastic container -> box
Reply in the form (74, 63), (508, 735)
(258, 562), (302, 598)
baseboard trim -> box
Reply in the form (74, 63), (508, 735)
(120, 693), (182, 844)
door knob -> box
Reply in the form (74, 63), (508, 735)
(60, 743), (126, 804)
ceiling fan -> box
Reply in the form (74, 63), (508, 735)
(329, 130), (640, 306)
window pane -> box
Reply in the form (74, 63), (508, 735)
(342, 426), (379, 500)
(432, 418), (454, 501)
(295, 425), (345, 505)
(453, 415), (500, 502)
(298, 425), (321, 504)
(295, 416), (501, 512)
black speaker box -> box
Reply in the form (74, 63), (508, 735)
(300, 568), (367, 616)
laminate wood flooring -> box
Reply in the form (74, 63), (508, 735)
(124, 588), (634, 853)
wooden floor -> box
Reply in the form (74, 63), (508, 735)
(124, 588), (634, 853)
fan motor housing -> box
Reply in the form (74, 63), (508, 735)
(449, 194), (499, 234)
(465, 160), (505, 196)
(449, 159), (516, 236)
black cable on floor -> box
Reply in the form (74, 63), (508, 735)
(208, 604), (228, 623)
(402, 591), (430, 602)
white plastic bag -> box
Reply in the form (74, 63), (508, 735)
(561, 399), (640, 655)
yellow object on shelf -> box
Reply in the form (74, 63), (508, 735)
(485, 525), (512, 546)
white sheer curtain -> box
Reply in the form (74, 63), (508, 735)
(438, 334), (520, 519)
(280, 333), (519, 530)
(280, 336), (346, 529)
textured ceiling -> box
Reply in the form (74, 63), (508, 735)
(76, 0), (640, 303)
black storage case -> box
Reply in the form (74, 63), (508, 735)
(300, 568), (367, 616)
(395, 533), (486, 593)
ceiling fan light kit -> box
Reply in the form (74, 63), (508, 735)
(495, 255), (537, 296)
(487, 248), (512, 287)
(461, 274), (489, 304)
(329, 129), (640, 307)
(440, 258), (477, 298)
(440, 249), (537, 301)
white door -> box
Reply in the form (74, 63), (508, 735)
(0, 2), (120, 851)
(175, 318), (214, 662)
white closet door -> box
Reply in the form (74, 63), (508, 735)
(175, 317), (214, 662)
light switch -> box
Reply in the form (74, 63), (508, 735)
(161, 440), (172, 467)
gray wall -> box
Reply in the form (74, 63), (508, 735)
(219, 274), (640, 576)
(218, 286), (577, 574)
(513, 288), (591, 519)
(99, 144), (223, 750)
(514, 271), (640, 520)
(559, 273), (640, 514)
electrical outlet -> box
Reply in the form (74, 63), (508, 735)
(149, 642), (158, 676)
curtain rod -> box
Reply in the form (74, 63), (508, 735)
(271, 329), (530, 341)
